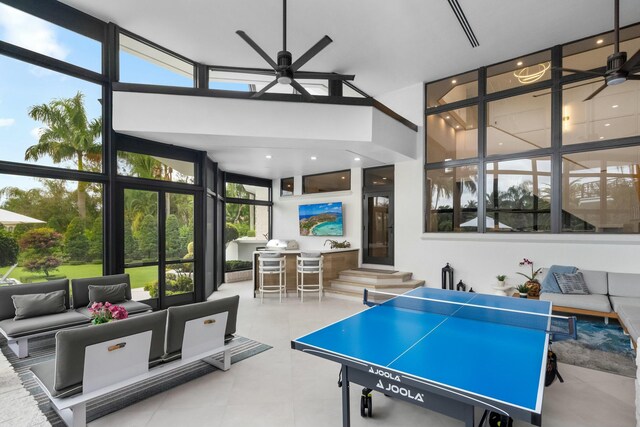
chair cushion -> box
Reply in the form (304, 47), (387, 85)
(259, 252), (281, 258)
(75, 300), (152, 319)
(0, 310), (89, 338)
(165, 295), (239, 356)
(88, 283), (128, 304)
(54, 310), (167, 392)
(617, 305), (640, 341)
(539, 293), (613, 313)
(608, 273), (640, 298)
(12, 290), (67, 320)
(71, 274), (131, 309)
(0, 279), (69, 321)
(30, 360), (82, 399)
(554, 272), (590, 295)
(609, 296), (640, 312)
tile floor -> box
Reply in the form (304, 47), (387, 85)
(85, 280), (635, 427)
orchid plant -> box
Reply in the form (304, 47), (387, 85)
(517, 258), (542, 283)
(88, 301), (128, 325)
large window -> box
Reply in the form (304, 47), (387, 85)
(225, 178), (271, 273)
(425, 23), (640, 234)
(117, 151), (195, 184)
(0, 175), (103, 284)
(0, 55), (103, 171)
(303, 170), (351, 194)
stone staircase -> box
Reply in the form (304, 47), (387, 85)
(324, 269), (425, 300)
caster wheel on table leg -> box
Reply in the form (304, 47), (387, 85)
(367, 395), (372, 417)
(360, 395), (366, 417)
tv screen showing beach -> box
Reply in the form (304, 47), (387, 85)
(299, 202), (343, 236)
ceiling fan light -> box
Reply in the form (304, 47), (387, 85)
(607, 76), (626, 85)
(278, 76), (293, 85)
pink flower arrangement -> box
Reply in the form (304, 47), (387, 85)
(517, 258), (542, 282)
(88, 302), (128, 325)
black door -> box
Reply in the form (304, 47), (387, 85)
(363, 191), (394, 265)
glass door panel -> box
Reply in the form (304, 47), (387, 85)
(165, 192), (195, 297)
(363, 192), (394, 265)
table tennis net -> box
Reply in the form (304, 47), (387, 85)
(364, 289), (577, 341)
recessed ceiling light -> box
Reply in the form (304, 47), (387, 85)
(310, 156), (317, 160)
(516, 61), (523, 66)
(445, 115), (451, 119)
(498, 142), (504, 146)
(354, 157), (361, 161)
(604, 123), (611, 127)
(599, 136), (605, 139)
(373, 181), (378, 184)
(341, 176), (345, 180)
(612, 104), (619, 108)
(596, 39), (604, 44)
(455, 125), (460, 129)
(451, 80), (457, 84)
(382, 177), (388, 180)
(265, 155), (272, 159)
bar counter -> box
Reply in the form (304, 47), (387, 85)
(252, 248), (359, 297)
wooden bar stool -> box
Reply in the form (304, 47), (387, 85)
(296, 252), (324, 302)
(258, 252), (287, 303)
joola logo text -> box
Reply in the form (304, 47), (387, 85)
(368, 367), (400, 382)
(376, 380), (424, 403)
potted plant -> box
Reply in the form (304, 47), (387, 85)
(516, 258), (542, 297)
(496, 275), (507, 287)
(88, 302), (129, 325)
(515, 283), (530, 298)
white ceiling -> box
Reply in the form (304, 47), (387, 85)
(60, 0), (640, 97)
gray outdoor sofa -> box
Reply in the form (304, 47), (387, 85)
(30, 296), (240, 427)
(538, 268), (640, 347)
(0, 274), (151, 358)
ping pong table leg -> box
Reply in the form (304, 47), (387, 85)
(341, 365), (350, 427)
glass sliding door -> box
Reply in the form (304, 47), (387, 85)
(363, 192), (394, 265)
(121, 187), (196, 308)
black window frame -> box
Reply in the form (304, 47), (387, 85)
(302, 169), (352, 195)
(280, 177), (294, 196)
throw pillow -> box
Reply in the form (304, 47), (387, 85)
(88, 283), (128, 304)
(12, 290), (66, 320)
(553, 272), (590, 295)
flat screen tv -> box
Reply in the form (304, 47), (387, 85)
(299, 202), (343, 236)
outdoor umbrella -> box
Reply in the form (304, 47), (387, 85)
(0, 208), (45, 231)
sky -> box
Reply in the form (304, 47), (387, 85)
(0, 3), (247, 198)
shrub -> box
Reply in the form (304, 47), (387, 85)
(225, 260), (253, 272)
(0, 229), (19, 267)
(65, 218), (89, 262)
(225, 223), (239, 247)
(19, 228), (63, 277)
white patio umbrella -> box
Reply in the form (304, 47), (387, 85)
(0, 208), (45, 231)
(460, 216), (511, 229)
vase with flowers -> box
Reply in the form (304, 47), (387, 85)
(88, 302), (129, 325)
(516, 258), (542, 297)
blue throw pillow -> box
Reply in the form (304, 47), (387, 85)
(541, 265), (577, 294)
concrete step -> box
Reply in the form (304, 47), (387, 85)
(338, 270), (414, 285)
(325, 278), (425, 301)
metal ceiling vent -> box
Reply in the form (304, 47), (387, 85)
(447, 0), (479, 48)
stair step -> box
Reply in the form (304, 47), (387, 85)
(338, 270), (413, 284)
(325, 279), (425, 301)
(330, 278), (425, 290)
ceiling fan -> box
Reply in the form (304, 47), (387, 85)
(234, 0), (354, 101)
(556, 0), (640, 101)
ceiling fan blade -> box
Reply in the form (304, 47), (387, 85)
(620, 49), (640, 73)
(236, 30), (279, 70)
(627, 74), (640, 80)
(552, 66), (606, 77)
(583, 83), (608, 102)
(210, 65), (275, 76)
(251, 79), (278, 98)
(533, 78), (606, 97)
(295, 71), (355, 81)
(290, 35), (332, 72)
(290, 79), (315, 101)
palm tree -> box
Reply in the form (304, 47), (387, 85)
(25, 92), (102, 219)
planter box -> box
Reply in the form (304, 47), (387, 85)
(225, 269), (253, 283)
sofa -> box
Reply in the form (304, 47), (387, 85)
(538, 268), (640, 346)
(0, 274), (152, 358)
(30, 296), (240, 426)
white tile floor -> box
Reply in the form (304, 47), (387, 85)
(89, 281), (636, 427)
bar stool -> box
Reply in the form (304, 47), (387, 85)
(296, 252), (324, 302)
(258, 252), (287, 303)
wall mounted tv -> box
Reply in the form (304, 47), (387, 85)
(299, 202), (344, 236)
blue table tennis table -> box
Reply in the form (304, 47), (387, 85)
(291, 287), (574, 427)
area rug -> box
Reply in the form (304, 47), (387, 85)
(551, 316), (635, 378)
(0, 335), (271, 426)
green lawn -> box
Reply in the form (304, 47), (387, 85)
(0, 264), (158, 288)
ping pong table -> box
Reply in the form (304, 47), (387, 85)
(291, 287), (575, 427)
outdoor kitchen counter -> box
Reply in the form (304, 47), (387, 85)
(252, 248), (359, 297)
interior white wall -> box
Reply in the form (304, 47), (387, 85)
(272, 169), (363, 254)
(379, 83), (640, 294)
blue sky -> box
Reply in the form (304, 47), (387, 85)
(0, 3), (247, 197)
